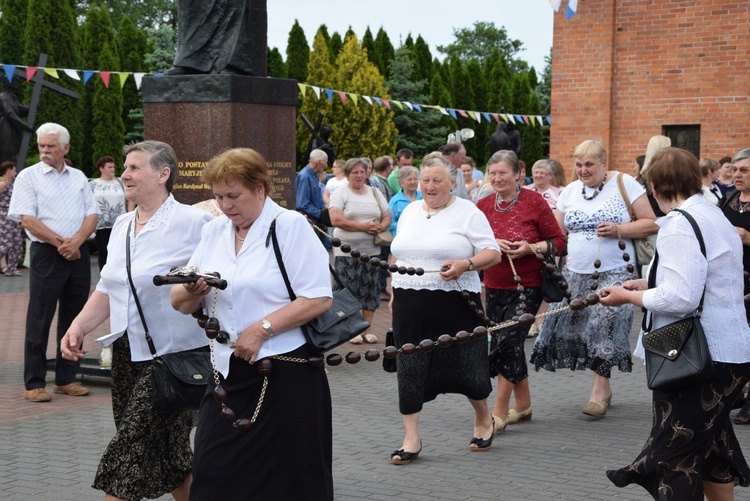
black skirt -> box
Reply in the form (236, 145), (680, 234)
(486, 286), (543, 383)
(608, 362), (750, 500)
(392, 288), (492, 415)
(190, 344), (333, 501)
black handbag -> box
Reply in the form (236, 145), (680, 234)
(126, 221), (211, 412)
(641, 209), (715, 392)
(319, 207), (332, 227)
(540, 239), (565, 303)
(383, 329), (396, 373)
(268, 218), (370, 353)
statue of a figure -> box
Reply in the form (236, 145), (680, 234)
(308, 124), (335, 167)
(166, 0), (268, 76)
(0, 84), (33, 163)
(488, 122), (522, 156)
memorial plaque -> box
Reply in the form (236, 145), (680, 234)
(142, 74), (298, 207)
(664, 124), (701, 159)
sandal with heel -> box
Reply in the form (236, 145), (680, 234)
(469, 419), (495, 452)
(390, 440), (422, 465)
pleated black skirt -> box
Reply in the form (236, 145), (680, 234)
(190, 344), (333, 501)
(392, 288), (491, 415)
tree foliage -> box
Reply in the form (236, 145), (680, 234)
(437, 21), (526, 71)
(386, 46), (447, 156)
(0, 0), (28, 65)
(117, 15), (147, 143)
(91, 40), (124, 172)
(74, 0), (176, 31)
(143, 24), (175, 73)
(374, 28), (394, 79)
(80, 3), (117, 174)
(328, 32), (343, 62)
(23, 0), (82, 167)
(286, 20), (308, 82)
(267, 47), (287, 78)
(325, 35), (396, 159)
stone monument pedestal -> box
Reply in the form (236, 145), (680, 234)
(142, 74), (298, 207)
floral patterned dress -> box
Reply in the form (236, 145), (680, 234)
(0, 181), (24, 274)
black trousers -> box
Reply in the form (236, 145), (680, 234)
(94, 228), (112, 270)
(24, 242), (90, 389)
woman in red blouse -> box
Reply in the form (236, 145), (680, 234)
(477, 150), (566, 434)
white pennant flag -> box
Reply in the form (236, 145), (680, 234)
(133, 73), (145, 89)
(63, 69), (80, 80)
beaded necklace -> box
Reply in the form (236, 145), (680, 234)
(134, 209), (149, 225)
(493, 186), (521, 213)
(581, 172), (608, 201)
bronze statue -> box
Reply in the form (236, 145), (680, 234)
(489, 122), (522, 156)
(166, 0), (268, 76)
(0, 85), (33, 163)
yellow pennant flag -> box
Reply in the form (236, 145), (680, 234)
(43, 67), (59, 79)
(297, 83), (307, 95)
(117, 72), (130, 88)
(347, 93), (358, 106)
(391, 100), (403, 110)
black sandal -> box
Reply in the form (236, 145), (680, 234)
(469, 419), (495, 452)
(390, 440), (422, 465)
(735, 404), (750, 425)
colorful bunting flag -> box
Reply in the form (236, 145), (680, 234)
(549, 0), (562, 11)
(43, 67), (59, 79)
(2, 64), (15, 82)
(297, 82), (306, 95)
(100, 71), (110, 88)
(83, 70), (95, 85)
(311, 86), (321, 99)
(63, 69), (80, 80)
(26, 67), (37, 82)
(133, 72), (145, 90)
(362, 95), (372, 105)
(566, 0), (578, 18)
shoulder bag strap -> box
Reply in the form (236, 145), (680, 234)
(642, 208), (707, 332)
(266, 218), (344, 302)
(616, 172), (636, 221)
(719, 189), (740, 211)
(125, 219), (158, 357)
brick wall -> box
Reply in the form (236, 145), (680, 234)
(550, 0), (750, 179)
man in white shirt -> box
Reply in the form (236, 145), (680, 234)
(8, 123), (99, 402)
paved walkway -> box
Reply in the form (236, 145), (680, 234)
(1, 264), (750, 500)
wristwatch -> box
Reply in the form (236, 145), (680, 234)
(261, 318), (275, 338)
(467, 259), (475, 271)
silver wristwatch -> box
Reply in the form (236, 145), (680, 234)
(261, 318), (275, 337)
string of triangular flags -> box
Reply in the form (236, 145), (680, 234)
(297, 83), (551, 128)
(549, 0), (578, 19)
(0, 62), (552, 127)
(0, 62), (166, 89)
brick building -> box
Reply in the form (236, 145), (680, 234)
(550, 1), (750, 177)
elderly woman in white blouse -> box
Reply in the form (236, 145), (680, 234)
(170, 148), (334, 500)
(61, 141), (213, 501)
(388, 155), (502, 465)
(600, 148), (750, 501)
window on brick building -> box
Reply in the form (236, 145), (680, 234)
(664, 125), (700, 158)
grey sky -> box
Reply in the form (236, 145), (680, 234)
(266, 0), (554, 77)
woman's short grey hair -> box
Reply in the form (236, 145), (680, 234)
(531, 159), (553, 175)
(343, 157), (367, 176)
(420, 155), (457, 182)
(487, 150), (521, 175)
(398, 165), (419, 183)
(123, 140), (179, 192)
(733, 148), (750, 164)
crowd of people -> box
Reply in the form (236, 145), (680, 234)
(9, 121), (750, 500)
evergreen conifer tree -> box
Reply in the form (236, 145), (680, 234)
(286, 20), (309, 82)
(386, 47), (447, 155)
(91, 40), (124, 171)
(80, 4), (117, 174)
(117, 15), (147, 149)
(267, 47), (287, 78)
(329, 32), (343, 63)
(374, 28), (395, 79)
(23, 0), (82, 167)
(327, 35), (397, 159)
(0, 0), (28, 66)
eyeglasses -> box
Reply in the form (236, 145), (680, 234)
(732, 166), (750, 174)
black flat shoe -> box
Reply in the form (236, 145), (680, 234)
(469, 418), (495, 452)
(390, 440), (422, 465)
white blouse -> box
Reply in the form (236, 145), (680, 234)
(636, 195), (750, 363)
(96, 195), (213, 360)
(558, 172), (645, 274)
(390, 197), (500, 293)
(188, 198), (332, 378)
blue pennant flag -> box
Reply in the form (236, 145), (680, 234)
(2, 64), (16, 82)
(448, 108), (457, 120)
